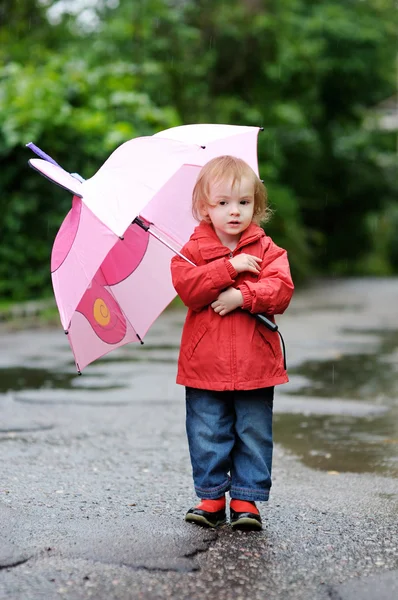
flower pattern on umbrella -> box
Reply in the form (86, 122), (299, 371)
(52, 206), (149, 344)
(75, 273), (127, 345)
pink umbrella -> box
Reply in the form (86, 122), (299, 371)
(27, 125), (262, 372)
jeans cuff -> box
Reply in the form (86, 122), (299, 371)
(195, 477), (231, 499)
(230, 486), (270, 501)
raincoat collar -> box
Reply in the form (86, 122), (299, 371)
(191, 220), (268, 260)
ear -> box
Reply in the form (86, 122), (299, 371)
(199, 203), (209, 218)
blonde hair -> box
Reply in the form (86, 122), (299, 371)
(192, 155), (271, 225)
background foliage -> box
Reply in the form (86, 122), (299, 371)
(0, 0), (396, 300)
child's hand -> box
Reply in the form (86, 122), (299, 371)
(229, 254), (262, 274)
(211, 288), (243, 316)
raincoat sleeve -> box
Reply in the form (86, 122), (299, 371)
(237, 241), (294, 315)
(171, 244), (238, 312)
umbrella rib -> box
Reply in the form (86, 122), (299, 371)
(148, 228), (196, 266)
(133, 217), (196, 266)
(98, 264), (144, 345)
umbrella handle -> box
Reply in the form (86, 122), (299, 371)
(254, 313), (278, 332)
(254, 313), (286, 370)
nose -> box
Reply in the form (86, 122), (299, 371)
(230, 203), (240, 215)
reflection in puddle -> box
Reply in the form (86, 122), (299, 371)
(0, 367), (122, 393)
(289, 329), (398, 400)
(274, 413), (398, 476)
(95, 355), (176, 365)
(134, 344), (179, 352)
(277, 328), (398, 476)
(288, 354), (398, 400)
(0, 344), (178, 394)
(95, 345), (178, 365)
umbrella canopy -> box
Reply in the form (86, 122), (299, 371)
(28, 125), (261, 371)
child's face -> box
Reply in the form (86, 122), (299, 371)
(203, 175), (255, 247)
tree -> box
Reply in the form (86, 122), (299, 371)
(0, 0), (396, 299)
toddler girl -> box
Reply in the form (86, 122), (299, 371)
(171, 155), (294, 530)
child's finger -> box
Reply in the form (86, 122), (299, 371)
(249, 258), (261, 266)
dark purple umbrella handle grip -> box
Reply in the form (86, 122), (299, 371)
(255, 313), (278, 332)
(255, 313), (286, 370)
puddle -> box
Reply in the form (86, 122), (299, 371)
(286, 354), (395, 402)
(95, 355), (176, 364)
(0, 367), (123, 393)
(0, 344), (179, 394)
(14, 396), (130, 406)
(277, 328), (398, 476)
(0, 424), (54, 433)
(94, 345), (179, 365)
(274, 413), (398, 476)
(134, 344), (179, 352)
(288, 355), (398, 400)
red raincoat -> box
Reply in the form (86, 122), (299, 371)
(171, 221), (294, 391)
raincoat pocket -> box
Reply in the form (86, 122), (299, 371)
(257, 327), (277, 359)
(184, 323), (208, 361)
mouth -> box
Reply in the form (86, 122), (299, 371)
(228, 221), (241, 226)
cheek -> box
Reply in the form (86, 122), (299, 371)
(246, 205), (255, 219)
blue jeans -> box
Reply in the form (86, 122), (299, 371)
(185, 387), (274, 502)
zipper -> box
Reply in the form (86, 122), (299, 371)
(230, 301), (236, 386)
(229, 250), (236, 385)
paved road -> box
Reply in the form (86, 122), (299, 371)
(0, 278), (397, 599)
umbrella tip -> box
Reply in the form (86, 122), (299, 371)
(259, 127), (264, 131)
(200, 145), (206, 149)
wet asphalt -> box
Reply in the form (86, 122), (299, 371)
(0, 277), (397, 599)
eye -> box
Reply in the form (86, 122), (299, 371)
(219, 200), (227, 206)
(240, 199), (250, 205)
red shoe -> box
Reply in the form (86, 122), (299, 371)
(185, 498), (226, 528)
(230, 500), (262, 530)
